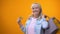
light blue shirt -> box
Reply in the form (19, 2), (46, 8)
(20, 17), (48, 34)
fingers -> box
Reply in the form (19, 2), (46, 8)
(17, 16), (23, 23)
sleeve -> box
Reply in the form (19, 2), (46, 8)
(20, 24), (26, 33)
(20, 19), (29, 33)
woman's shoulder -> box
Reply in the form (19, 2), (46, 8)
(27, 14), (47, 20)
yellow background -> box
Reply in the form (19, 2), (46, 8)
(0, 0), (60, 34)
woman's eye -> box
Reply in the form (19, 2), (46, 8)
(32, 8), (34, 9)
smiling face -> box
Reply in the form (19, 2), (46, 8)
(31, 3), (42, 18)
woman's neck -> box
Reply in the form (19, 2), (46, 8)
(33, 15), (39, 18)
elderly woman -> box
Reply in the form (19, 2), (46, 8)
(17, 3), (48, 34)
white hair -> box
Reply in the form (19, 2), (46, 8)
(31, 3), (41, 8)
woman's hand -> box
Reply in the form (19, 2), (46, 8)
(17, 17), (23, 25)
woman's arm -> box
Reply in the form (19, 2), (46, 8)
(41, 16), (48, 29)
(17, 17), (26, 33)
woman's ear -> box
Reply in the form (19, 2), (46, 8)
(40, 7), (42, 13)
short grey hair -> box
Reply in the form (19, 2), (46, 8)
(31, 3), (41, 9)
